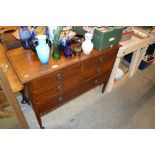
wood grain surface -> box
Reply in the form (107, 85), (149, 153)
(0, 44), (23, 93)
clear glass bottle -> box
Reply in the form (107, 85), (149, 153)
(19, 26), (31, 50)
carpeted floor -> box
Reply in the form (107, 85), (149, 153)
(19, 63), (155, 129)
(0, 63), (155, 129)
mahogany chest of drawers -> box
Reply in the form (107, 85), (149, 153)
(7, 46), (119, 128)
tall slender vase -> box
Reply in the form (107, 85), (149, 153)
(52, 44), (61, 60)
(36, 35), (50, 64)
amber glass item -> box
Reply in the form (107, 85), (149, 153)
(73, 37), (82, 57)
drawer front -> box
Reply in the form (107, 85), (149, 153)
(83, 49), (117, 76)
(37, 72), (110, 115)
(32, 81), (64, 103)
(29, 62), (83, 91)
(31, 64), (112, 103)
(32, 73), (91, 103)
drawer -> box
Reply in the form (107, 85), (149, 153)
(29, 62), (83, 91)
(37, 72), (110, 115)
(31, 67), (111, 103)
(82, 50), (117, 78)
(32, 73), (91, 103)
(32, 81), (64, 103)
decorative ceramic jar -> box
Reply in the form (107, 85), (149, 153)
(82, 33), (93, 54)
(36, 35), (50, 64)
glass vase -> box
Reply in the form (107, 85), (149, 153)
(64, 39), (72, 58)
(64, 47), (72, 58)
(52, 44), (61, 60)
(19, 26), (31, 50)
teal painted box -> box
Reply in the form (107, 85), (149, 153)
(73, 26), (87, 35)
(92, 27), (124, 51)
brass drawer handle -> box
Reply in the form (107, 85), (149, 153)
(94, 79), (98, 84)
(58, 96), (63, 102)
(98, 57), (104, 63)
(57, 84), (62, 91)
(57, 73), (62, 80)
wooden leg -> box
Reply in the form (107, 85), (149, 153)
(105, 57), (121, 93)
(0, 109), (14, 117)
(20, 89), (30, 105)
(135, 46), (148, 71)
(32, 106), (45, 129)
(0, 69), (29, 129)
(128, 49), (141, 78)
(102, 81), (108, 93)
(36, 114), (45, 129)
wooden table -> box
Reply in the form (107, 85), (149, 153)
(0, 44), (29, 128)
(6, 46), (119, 128)
(105, 36), (149, 93)
(0, 44), (23, 92)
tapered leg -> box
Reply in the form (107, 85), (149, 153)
(36, 114), (45, 129)
(105, 57), (121, 93)
(135, 46), (148, 71)
(128, 49), (140, 78)
(102, 82), (108, 93)
(32, 106), (45, 129)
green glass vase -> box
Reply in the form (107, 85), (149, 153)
(52, 44), (61, 60)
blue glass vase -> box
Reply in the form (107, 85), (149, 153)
(64, 47), (72, 58)
(64, 39), (72, 58)
(19, 26), (31, 50)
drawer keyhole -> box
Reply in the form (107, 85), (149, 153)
(57, 73), (62, 80)
(98, 57), (104, 63)
(97, 67), (101, 73)
(94, 79), (98, 84)
(58, 96), (63, 102)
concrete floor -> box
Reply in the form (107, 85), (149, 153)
(0, 63), (155, 129)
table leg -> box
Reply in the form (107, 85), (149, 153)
(135, 46), (148, 70)
(35, 110), (45, 129)
(102, 81), (108, 93)
(105, 57), (121, 93)
(20, 89), (30, 105)
(128, 49), (141, 78)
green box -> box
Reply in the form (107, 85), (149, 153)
(92, 27), (124, 51)
(73, 26), (87, 35)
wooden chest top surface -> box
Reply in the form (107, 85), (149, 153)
(6, 46), (119, 84)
